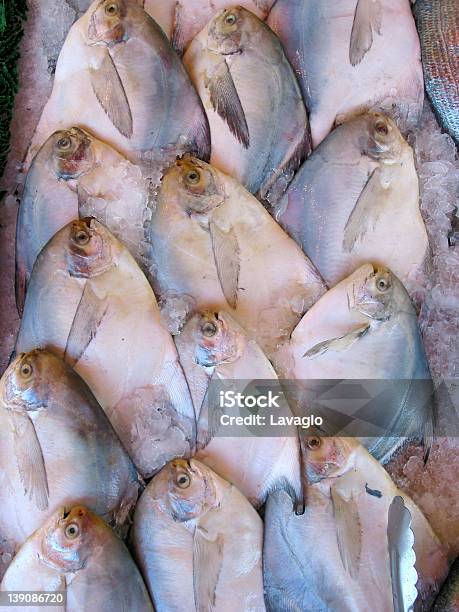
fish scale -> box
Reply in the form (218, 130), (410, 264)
(414, 0), (459, 145)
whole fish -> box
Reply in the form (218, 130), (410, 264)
(15, 218), (195, 478)
(16, 127), (153, 315)
(263, 436), (449, 612)
(26, 0), (209, 168)
(433, 556), (459, 612)
(183, 7), (310, 204)
(175, 310), (301, 507)
(144, 0), (274, 54)
(267, 0), (424, 147)
(1, 506), (153, 612)
(414, 0), (459, 145)
(149, 157), (326, 357)
(132, 458), (266, 611)
(275, 112), (429, 294)
(274, 264), (434, 462)
(0, 350), (139, 577)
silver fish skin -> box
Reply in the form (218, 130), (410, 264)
(0, 350), (139, 577)
(26, 0), (210, 168)
(183, 7), (310, 204)
(0, 350), (139, 579)
(175, 310), (301, 507)
(1, 506), (153, 612)
(144, 0), (274, 54)
(274, 264), (434, 462)
(267, 0), (424, 147)
(15, 218), (196, 479)
(275, 112), (429, 296)
(263, 437), (448, 612)
(132, 458), (266, 612)
(414, 0), (459, 145)
(149, 157), (326, 358)
(16, 127), (153, 315)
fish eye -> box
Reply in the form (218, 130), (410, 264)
(201, 321), (217, 337)
(185, 169), (200, 185)
(306, 436), (321, 450)
(64, 523), (79, 539)
(105, 2), (119, 16)
(376, 277), (389, 292)
(19, 361), (33, 379)
(56, 136), (72, 151)
(374, 120), (389, 136)
(224, 13), (237, 26)
(175, 473), (191, 489)
(73, 228), (90, 246)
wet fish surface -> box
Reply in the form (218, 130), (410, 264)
(274, 264), (435, 462)
(15, 219), (195, 479)
(184, 7), (310, 204)
(144, 0), (274, 54)
(149, 157), (326, 357)
(414, 0), (459, 145)
(0, 349), (139, 578)
(268, 0), (424, 147)
(263, 437), (449, 612)
(16, 127), (154, 314)
(26, 0), (209, 168)
(132, 458), (266, 611)
(275, 112), (429, 295)
(175, 310), (301, 507)
(1, 506), (153, 612)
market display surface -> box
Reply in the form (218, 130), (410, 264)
(0, 1), (458, 611)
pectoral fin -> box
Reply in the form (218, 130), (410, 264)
(11, 412), (49, 511)
(171, 1), (186, 55)
(303, 323), (370, 359)
(387, 496), (418, 612)
(193, 528), (224, 612)
(342, 166), (389, 252)
(331, 486), (362, 579)
(209, 218), (240, 310)
(205, 60), (249, 149)
(89, 49), (133, 138)
(64, 282), (108, 367)
(349, 0), (382, 66)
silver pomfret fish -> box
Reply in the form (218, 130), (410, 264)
(184, 7), (310, 204)
(149, 157), (326, 358)
(263, 437), (449, 612)
(132, 459), (266, 611)
(16, 218), (195, 479)
(268, 0), (424, 147)
(275, 112), (429, 295)
(26, 0), (209, 168)
(1, 506), (153, 612)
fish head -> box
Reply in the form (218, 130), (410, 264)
(65, 218), (118, 278)
(347, 264), (399, 321)
(363, 113), (404, 162)
(189, 311), (247, 367)
(154, 459), (218, 522)
(162, 157), (225, 215)
(48, 128), (95, 180)
(86, 0), (128, 45)
(40, 506), (106, 572)
(207, 7), (256, 55)
(1, 350), (63, 410)
(303, 436), (357, 483)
